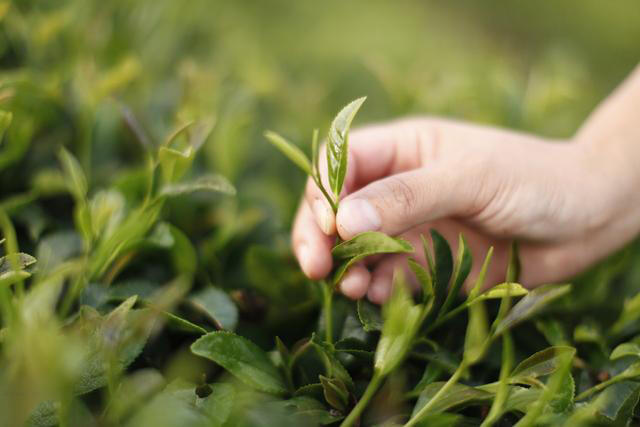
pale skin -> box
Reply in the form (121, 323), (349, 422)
(292, 65), (640, 304)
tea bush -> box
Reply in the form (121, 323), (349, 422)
(1, 1), (640, 426)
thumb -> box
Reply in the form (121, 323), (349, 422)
(335, 159), (496, 239)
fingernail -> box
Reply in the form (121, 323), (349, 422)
(312, 199), (333, 235)
(298, 244), (313, 277)
(338, 199), (381, 236)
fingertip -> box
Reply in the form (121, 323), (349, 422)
(336, 198), (381, 240)
(367, 278), (391, 305)
(311, 198), (336, 235)
(297, 243), (332, 280)
(339, 264), (371, 300)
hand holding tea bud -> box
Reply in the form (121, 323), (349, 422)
(293, 65), (640, 303)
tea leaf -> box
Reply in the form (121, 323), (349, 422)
(319, 375), (349, 412)
(476, 282), (528, 301)
(310, 334), (354, 389)
(0, 110), (12, 141)
(281, 396), (343, 425)
(412, 382), (493, 416)
(327, 97), (366, 198)
(311, 128), (320, 177)
(58, 147), (88, 199)
(197, 383), (236, 427)
(494, 284), (571, 337)
(511, 346), (577, 382)
(428, 230), (453, 313)
(160, 174), (236, 197)
(374, 277), (423, 377)
(158, 146), (194, 184)
(611, 342), (640, 360)
(439, 234), (471, 316)
(191, 331), (287, 395)
(356, 299), (383, 332)
(332, 231), (413, 283)
(582, 381), (640, 422)
(464, 294), (488, 364)
(188, 287), (239, 331)
(408, 258), (433, 303)
(264, 130), (312, 175)
(0, 252), (36, 274)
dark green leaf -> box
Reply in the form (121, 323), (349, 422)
(439, 234), (471, 316)
(357, 299), (383, 332)
(189, 287), (238, 331)
(264, 130), (312, 175)
(319, 375), (349, 412)
(191, 331), (287, 395)
(327, 97), (366, 198)
(310, 334), (354, 390)
(428, 230), (453, 313)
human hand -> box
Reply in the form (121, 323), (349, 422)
(292, 115), (640, 303)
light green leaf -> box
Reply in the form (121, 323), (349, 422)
(327, 97), (366, 198)
(374, 278), (423, 377)
(408, 258), (433, 303)
(332, 231), (413, 283)
(191, 331), (287, 395)
(464, 294), (488, 365)
(158, 146), (194, 184)
(160, 174), (236, 197)
(57, 147), (88, 199)
(611, 342), (640, 360)
(264, 130), (312, 175)
(0, 110), (12, 142)
(475, 283), (528, 302)
(494, 284), (571, 337)
(197, 383), (236, 427)
(188, 287), (238, 331)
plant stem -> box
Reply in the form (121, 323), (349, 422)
(340, 372), (384, 427)
(404, 362), (467, 427)
(313, 176), (338, 214)
(321, 280), (333, 344)
(575, 375), (624, 401)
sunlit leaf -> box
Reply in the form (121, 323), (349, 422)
(160, 174), (236, 197)
(511, 346), (577, 382)
(611, 342), (640, 360)
(327, 97), (366, 198)
(264, 130), (312, 175)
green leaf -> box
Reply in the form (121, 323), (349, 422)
(494, 284), (571, 337)
(468, 247), (494, 300)
(310, 334), (354, 390)
(264, 130), (312, 175)
(188, 287), (238, 331)
(160, 174), (236, 197)
(412, 382), (493, 416)
(464, 293), (489, 365)
(319, 375), (349, 412)
(476, 282), (528, 300)
(0, 110), (12, 142)
(428, 230), (453, 313)
(311, 128), (320, 177)
(356, 299), (383, 332)
(0, 252), (36, 275)
(332, 231), (413, 283)
(58, 147), (88, 199)
(439, 234), (471, 317)
(158, 146), (194, 184)
(197, 383), (236, 427)
(282, 396), (343, 425)
(590, 381), (640, 422)
(327, 97), (366, 198)
(506, 241), (521, 283)
(611, 342), (640, 360)
(374, 277), (423, 377)
(191, 331), (287, 395)
(408, 258), (433, 303)
(510, 346), (577, 382)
